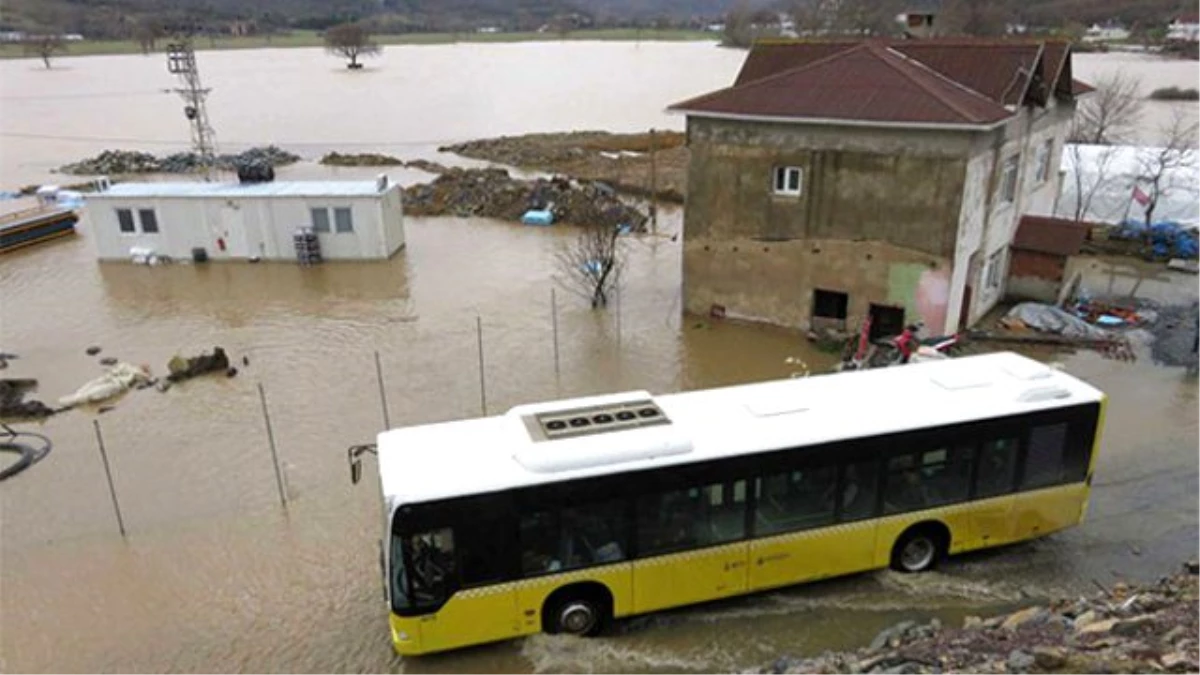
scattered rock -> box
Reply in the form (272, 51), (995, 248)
(1002, 606), (1049, 631)
(86, 346), (102, 355)
(225, 367), (238, 377)
(1162, 651), (1195, 671)
(1078, 618), (1120, 635)
(1164, 625), (1188, 644)
(1032, 645), (1067, 669)
(1186, 560), (1199, 575)
(1007, 649), (1035, 672)
(869, 620), (915, 652)
(0, 379), (56, 419)
(97, 405), (114, 414)
(99, 356), (118, 366)
(1073, 610), (1100, 630)
(963, 615), (984, 630)
(1112, 614), (1158, 637)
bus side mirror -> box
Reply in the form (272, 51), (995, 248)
(346, 444), (377, 485)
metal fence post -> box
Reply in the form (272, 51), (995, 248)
(92, 420), (126, 538)
(374, 350), (391, 429)
(476, 315), (487, 416)
(257, 382), (288, 507)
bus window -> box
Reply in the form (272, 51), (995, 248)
(920, 445), (974, 506)
(638, 479), (745, 555)
(838, 459), (879, 522)
(459, 516), (514, 587)
(519, 499), (628, 575)
(975, 437), (1019, 498)
(754, 465), (835, 535)
(394, 528), (455, 612)
(1021, 423), (1068, 490)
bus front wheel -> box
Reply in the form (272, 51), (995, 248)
(544, 585), (611, 637)
(891, 524), (947, 573)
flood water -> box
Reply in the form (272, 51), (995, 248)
(0, 42), (1197, 673)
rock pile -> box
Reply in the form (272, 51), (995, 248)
(760, 563), (1200, 674)
(403, 167), (647, 230)
(0, 379), (57, 419)
(59, 146), (301, 175)
(319, 151), (404, 167)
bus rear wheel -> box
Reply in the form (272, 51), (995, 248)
(546, 593), (609, 637)
(891, 525), (946, 573)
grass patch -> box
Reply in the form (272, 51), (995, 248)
(0, 28), (717, 60)
(1149, 86), (1200, 101)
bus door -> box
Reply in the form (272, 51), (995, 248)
(632, 479), (749, 614)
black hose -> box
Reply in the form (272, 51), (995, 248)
(0, 424), (52, 482)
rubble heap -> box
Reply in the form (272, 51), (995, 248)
(59, 146), (301, 175)
(759, 562), (1200, 674)
(402, 167), (648, 230)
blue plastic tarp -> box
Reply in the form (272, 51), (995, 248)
(521, 209), (554, 226)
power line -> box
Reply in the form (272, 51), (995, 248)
(0, 130), (468, 148)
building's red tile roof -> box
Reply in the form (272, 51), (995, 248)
(1012, 215), (1092, 256)
(680, 37), (1091, 127)
(669, 42), (1012, 127)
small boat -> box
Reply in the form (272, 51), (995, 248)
(0, 186), (79, 254)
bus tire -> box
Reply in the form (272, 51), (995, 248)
(890, 523), (947, 573)
(543, 584), (611, 637)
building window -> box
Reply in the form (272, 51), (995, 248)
(310, 208), (330, 233)
(812, 289), (849, 329)
(334, 207), (354, 233)
(1033, 140), (1053, 184)
(985, 249), (1006, 289)
(773, 166), (803, 196)
(138, 209), (159, 233)
(999, 155), (1019, 204)
(116, 208), (135, 233)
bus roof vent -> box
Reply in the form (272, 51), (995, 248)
(1002, 361), (1054, 381)
(1017, 386), (1071, 402)
(522, 399), (671, 442)
(930, 369), (993, 391)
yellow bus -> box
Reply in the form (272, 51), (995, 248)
(349, 351), (1106, 656)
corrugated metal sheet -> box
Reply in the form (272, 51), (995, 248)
(672, 42), (1011, 126)
(91, 181), (388, 199)
(1012, 215), (1091, 256)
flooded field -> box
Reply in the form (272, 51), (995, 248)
(1, 42), (1197, 673)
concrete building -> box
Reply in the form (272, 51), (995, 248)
(901, 0), (941, 39)
(668, 38), (1090, 336)
(86, 176), (405, 262)
(1006, 215), (1090, 305)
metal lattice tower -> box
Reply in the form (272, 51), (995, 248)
(166, 39), (217, 181)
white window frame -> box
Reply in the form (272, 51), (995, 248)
(999, 155), (1019, 204)
(1033, 140), (1052, 184)
(333, 206), (354, 233)
(773, 166), (803, 196)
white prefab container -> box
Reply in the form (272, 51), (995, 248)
(84, 177), (405, 262)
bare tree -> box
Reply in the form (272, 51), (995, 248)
(1064, 143), (1121, 222)
(132, 16), (164, 54)
(938, 0), (1010, 36)
(793, 0), (901, 36)
(722, 0), (756, 48)
(1135, 109), (1199, 227)
(1069, 72), (1144, 145)
(23, 32), (66, 69)
(324, 22), (381, 69)
(555, 223), (625, 309)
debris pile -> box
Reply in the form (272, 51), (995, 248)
(759, 562), (1199, 674)
(59, 146), (301, 175)
(166, 346), (235, 383)
(403, 168), (648, 230)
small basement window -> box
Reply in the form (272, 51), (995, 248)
(334, 207), (354, 233)
(116, 208), (135, 233)
(138, 209), (159, 233)
(773, 166), (803, 196)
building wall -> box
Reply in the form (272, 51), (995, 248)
(1006, 249), (1066, 304)
(683, 237), (951, 330)
(87, 188), (404, 262)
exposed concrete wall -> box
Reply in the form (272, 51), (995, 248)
(683, 237), (951, 330)
(1007, 249), (1068, 303)
(685, 117), (969, 258)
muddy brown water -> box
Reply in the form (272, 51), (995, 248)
(1, 43), (1197, 673)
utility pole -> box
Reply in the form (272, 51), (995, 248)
(648, 128), (658, 235)
(166, 36), (217, 181)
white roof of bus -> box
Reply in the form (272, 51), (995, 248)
(376, 352), (1104, 506)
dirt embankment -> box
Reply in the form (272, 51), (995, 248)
(759, 562), (1199, 674)
(440, 131), (689, 203)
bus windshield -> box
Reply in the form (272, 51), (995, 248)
(390, 527), (455, 613)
